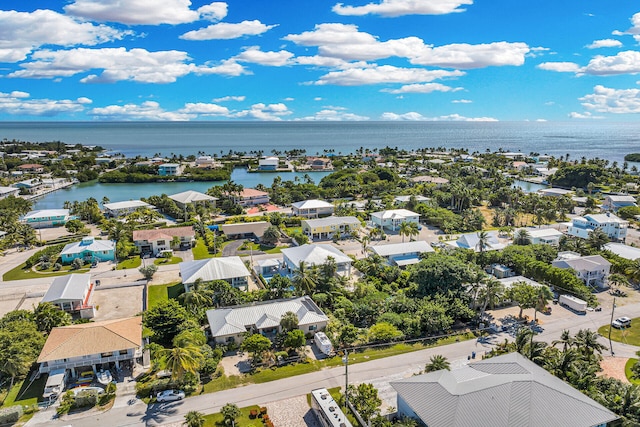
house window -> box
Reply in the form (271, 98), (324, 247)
(309, 325), (317, 331)
(157, 240), (166, 246)
(101, 352), (113, 358)
(119, 350), (128, 355)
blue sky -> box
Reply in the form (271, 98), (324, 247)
(1, 0), (640, 121)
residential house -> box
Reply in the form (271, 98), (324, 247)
(158, 163), (182, 176)
(17, 163), (44, 173)
(390, 352), (617, 427)
(37, 317), (144, 376)
(603, 242), (640, 261)
(410, 175), (449, 187)
(282, 244), (352, 275)
(552, 252), (611, 289)
(567, 213), (628, 242)
(522, 227), (564, 246)
(23, 209), (71, 228)
(301, 216), (361, 240)
(538, 187), (572, 198)
(602, 195), (637, 212)
(497, 275), (544, 290)
(168, 190), (217, 209)
(60, 237), (115, 265)
(307, 157), (332, 170)
(258, 157), (279, 171)
(231, 188), (270, 207)
(206, 296), (329, 344)
(14, 178), (45, 191)
(489, 264), (516, 279)
(180, 256), (250, 292)
(132, 226), (195, 256)
(394, 195), (430, 205)
(0, 186), (19, 199)
(370, 209), (420, 231)
(292, 199), (334, 218)
(103, 200), (152, 217)
(253, 258), (283, 280)
(41, 274), (95, 318)
(195, 156), (222, 169)
(94, 157), (112, 165)
(367, 241), (434, 267)
(445, 231), (507, 252)
(221, 221), (271, 242)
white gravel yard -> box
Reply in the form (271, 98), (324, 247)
(266, 395), (321, 427)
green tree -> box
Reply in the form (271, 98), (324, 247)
(139, 264), (158, 281)
(65, 219), (87, 234)
(241, 334), (272, 361)
(283, 329), (306, 350)
(179, 281), (214, 318)
(262, 225), (281, 245)
(513, 229), (531, 245)
(532, 285), (554, 323)
(0, 317), (45, 387)
(34, 302), (72, 333)
(293, 261), (317, 296)
(346, 383), (382, 422)
(280, 311), (299, 332)
(221, 403), (241, 426)
(368, 322), (403, 343)
(144, 299), (195, 346)
(586, 228), (609, 252)
(184, 411), (205, 427)
(506, 282), (540, 319)
(424, 354), (450, 372)
(159, 342), (204, 381)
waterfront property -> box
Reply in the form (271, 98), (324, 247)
(291, 199), (334, 218)
(158, 163), (182, 176)
(60, 237), (116, 265)
(168, 190), (217, 209)
(567, 213), (628, 242)
(301, 216), (361, 240)
(231, 188), (270, 207)
(17, 163), (44, 173)
(206, 296), (329, 344)
(367, 241), (434, 267)
(180, 256), (250, 292)
(23, 209), (71, 228)
(552, 251), (611, 289)
(0, 186), (19, 199)
(258, 156), (279, 170)
(445, 231), (506, 252)
(103, 200), (153, 217)
(370, 208), (420, 231)
(538, 187), (572, 197)
(282, 244), (352, 275)
(221, 221), (271, 242)
(521, 227), (564, 246)
(41, 274), (95, 318)
(132, 226), (195, 256)
(306, 157), (332, 170)
(602, 194), (637, 212)
(390, 352), (617, 427)
(37, 316), (144, 376)
(410, 175), (449, 187)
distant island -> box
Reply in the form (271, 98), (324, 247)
(624, 153), (640, 162)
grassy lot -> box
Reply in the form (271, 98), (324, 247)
(240, 242), (284, 254)
(3, 262), (89, 281)
(147, 281), (184, 309)
(598, 319), (640, 346)
(1, 375), (47, 408)
(202, 405), (262, 426)
(193, 238), (214, 260)
(625, 358), (640, 385)
(153, 256), (183, 266)
(117, 256), (141, 270)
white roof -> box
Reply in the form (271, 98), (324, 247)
(538, 187), (572, 196)
(61, 238), (115, 255)
(606, 195), (636, 202)
(159, 163), (180, 167)
(42, 274), (91, 303)
(604, 243), (640, 260)
(23, 209), (69, 220)
(282, 244), (352, 268)
(369, 241), (434, 257)
(206, 296), (328, 338)
(525, 228), (563, 239)
(179, 256), (250, 284)
(0, 186), (18, 195)
(292, 199), (334, 209)
(169, 190), (217, 204)
(447, 231), (506, 252)
(103, 200), (151, 211)
(497, 276), (544, 289)
(302, 216), (360, 228)
(370, 209), (419, 220)
(394, 195), (430, 203)
(584, 213), (627, 224)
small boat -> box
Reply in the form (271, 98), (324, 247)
(97, 370), (112, 385)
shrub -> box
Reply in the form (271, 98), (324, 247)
(0, 405), (23, 424)
(75, 389), (99, 408)
(71, 258), (84, 270)
(39, 261), (52, 270)
(250, 409), (259, 419)
(53, 262), (62, 271)
(25, 243), (65, 268)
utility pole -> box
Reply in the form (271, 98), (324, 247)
(609, 297), (616, 356)
(343, 348), (349, 412)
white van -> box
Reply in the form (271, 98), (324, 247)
(43, 369), (68, 399)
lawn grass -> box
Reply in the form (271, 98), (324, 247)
(598, 319), (640, 346)
(117, 256), (141, 270)
(193, 238), (214, 260)
(1, 375), (47, 408)
(625, 358), (640, 385)
(2, 262), (90, 281)
(153, 256), (183, 266)
(147, 281), (184, 309)
(202, 404), (262, 426)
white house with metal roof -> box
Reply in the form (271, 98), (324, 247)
(206, 296), (329, 344)
(180, 256), (250, 292)
(602, 194), (637, 212)
(168, 190), (217, 209)
(567, 213), (628, 242)
(41, 274), (95, 318)
(370, 209), (419, 231)
(391, 352), (617, 427)
(604, 242), (640, 260)
(291, 199), (335, 218)
(23, 209), (71, 228)
(281, 244), (352, 275)
(552, 252), (611, 289)
(301, 216), (361, 240)
(522, 227), (564, 246)
(367, 241), (434, 267)
(0, 186), (19, 199)
(394, 195), (430, 205)
(103, 200), (152, 217)
(445, 231), (507, 252)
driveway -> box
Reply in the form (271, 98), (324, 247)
(222, 240), (245, 256)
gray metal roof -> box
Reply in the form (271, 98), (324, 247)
(42, 274), (91, 303)
(391, 352), (617, 427)
(103, 200), (150, 211)
(291, 199), (334, 209)
(368, 241), (434, 257)
(552, 254), (611, 271)
(206, 296), (329, 338)
(179, 256), (250, 284)
(281, 244), (352, 268)
(169, 190), (217, 204)
(302, 216), (361, 228)
(604, 243), (640, 260)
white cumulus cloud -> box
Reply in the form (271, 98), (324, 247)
(452, 99), (472, 103)
(410, 42), (530, 68)
(233, 47), (294, 66)
(381, 112), (497, 121)
(233, 103), (292, 120)
(579, 85), (640, 114)
(616, 12), (640, 42)
(332, 0), (473, 17)
(88, 101), (193, 120)
(586, 39), (622, 49)
(313, 65), (464, 86)
(0, 91), (91, 116)
(536, 62), (581, 73)
(180, 20), (276, 41)
(568, 111), (604, 119)
(382, 83), (462, 94)
(213, 95), (245, 102)
(297, 109), (369, 121)
(0, 9), (127, 62)
(583, 51), (640, 75)
(179, 102), (230, 116)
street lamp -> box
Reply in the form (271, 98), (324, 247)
(342, 349), (349, 412)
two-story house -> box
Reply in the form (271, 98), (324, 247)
(567, 213), (628, 242)
(60, 237), (115, 264)
(23, 209), (71, 228)
(602, 195), (637, 212)
(132, 226), (195, 256)
(41, 274), (95, 318)
(231, 188), (270, 207)
(292, 199), (335, 218)
(158, 163), (182, 176)
(370, 209), (420, 231)
(179, 256), (250, 292)
(552, 252), (611, 289)
(301, 216), (361, 240)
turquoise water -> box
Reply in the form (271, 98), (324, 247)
(511, 179), (548, 193)
(33, 168), (331, 210)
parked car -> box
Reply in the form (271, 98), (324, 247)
(612, 317), (632, 329)
(156, 389), (185, 402)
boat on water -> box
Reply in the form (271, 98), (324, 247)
(97, 370), (112, 385)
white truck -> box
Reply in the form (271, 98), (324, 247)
(314, 332), (334, 356)
(43, 369), (68, 399)
(559, 294), (587, 314)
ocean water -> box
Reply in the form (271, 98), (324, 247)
(2, 121), (640, 163)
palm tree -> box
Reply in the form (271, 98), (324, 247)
(533, 285), (553, 323)
(608, 273), (629, 290)
(476, 230), (490, 254)
(625, 259), (640, 285)
(399, 221), (411, 243)
(179, 282), (214, 318)
(184, 411), (206, 427)
(293, 261), (317, 296)
(479, 278), (505, 320)
(574, 329), (606, 361)
(513, 229), (531, 245)
(159, 343), (204, 381)
(424, 355), (450, 372)
(545, 348), (578, 380)
(586, 228), (609, 252)
(552, 330), (574, 352)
